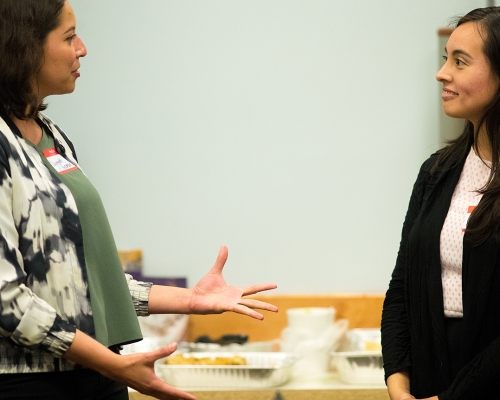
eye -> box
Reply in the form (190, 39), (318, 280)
(66, 33), (76, 42)
(442, 55), (448, 61)
(454, 58), (465, 67)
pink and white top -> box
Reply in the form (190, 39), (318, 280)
(440, 147), (491, 317)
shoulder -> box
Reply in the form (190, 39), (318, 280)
(418, 145), (467, 177)
(419, 150), (442, 174)
(410, 151), (441, 190)
(411, 149), (453, 197)
(0, 114), (20, 156)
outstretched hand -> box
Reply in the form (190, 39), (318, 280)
(188, 246), (278, 319)
(116, 342), (196, 400)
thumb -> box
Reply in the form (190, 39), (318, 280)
(211, 245), (228, 273)
(150, 342), (178, 362)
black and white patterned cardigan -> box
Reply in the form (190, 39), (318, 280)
(0, 113), (151, 373)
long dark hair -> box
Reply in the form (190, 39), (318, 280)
(0, 0), (65, 120)
(435, 7), (500, 245)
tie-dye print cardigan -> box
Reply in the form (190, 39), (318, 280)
(0, 113), (151, 373)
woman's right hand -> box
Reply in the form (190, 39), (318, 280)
(111, 342), (196, 400)
(64, 330), (195, 400)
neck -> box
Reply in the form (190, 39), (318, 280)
(10, 114), (42, 145)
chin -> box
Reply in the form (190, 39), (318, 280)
(60, 86), (76, 95)
(442, 108), (465, 120)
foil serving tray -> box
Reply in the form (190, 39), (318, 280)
(157, 352), (300, 389)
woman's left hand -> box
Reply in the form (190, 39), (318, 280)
(188, 246), (278, 319)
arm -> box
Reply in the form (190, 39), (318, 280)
(387, 372), (437, 400)
(387, 372), (415, 400)
(65, 245), (276, 399)
(148, 246), (278, 319)
(64, 330), (196, 400)
(382, 158), (435, 396)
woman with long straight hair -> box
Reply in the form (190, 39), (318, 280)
(382, 7), (500, 400)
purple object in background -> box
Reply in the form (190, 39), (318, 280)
(129, 271), (187, 288)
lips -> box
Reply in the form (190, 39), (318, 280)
(441, 88), (458, 100)
(442, 88), (458, 95)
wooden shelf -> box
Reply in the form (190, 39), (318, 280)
(186, 293), (385, 342)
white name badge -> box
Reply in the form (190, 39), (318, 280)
(42, 148), (78, 174)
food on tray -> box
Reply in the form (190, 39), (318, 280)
(165, 354), (248, 365)
(159, 352), (299, 388)
(364, 341), (382, 351)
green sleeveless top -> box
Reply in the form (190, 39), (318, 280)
(27, 130), (142, 347)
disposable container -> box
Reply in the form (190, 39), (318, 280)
(331, 350), (384, 385)
(286, 307), (335, 333)
(330, 328), (384, 385)
(343, 328), (381, 352)
(177, 340), (277, 353)
(157, 352), (300, 389)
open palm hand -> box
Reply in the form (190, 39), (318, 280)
(188, 246), (278, 319)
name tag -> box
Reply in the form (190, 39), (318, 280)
(42, 148), (78, 174)
(462, 205), (476, 232)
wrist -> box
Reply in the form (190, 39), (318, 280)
(64, 330), (122, 376)
(387, 371), (413, 400)
(148, 285), (193, 314)
(99, 352), (132, 382)
(388, 390), (414, 400)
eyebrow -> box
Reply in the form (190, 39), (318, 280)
(62, 26), (76, 35)
(444, 47), (473, 59)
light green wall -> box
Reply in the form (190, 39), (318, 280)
(48, 0), (485, 292)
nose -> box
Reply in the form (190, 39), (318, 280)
(75, 36), (87, 58)
(436, 61), (450, 83)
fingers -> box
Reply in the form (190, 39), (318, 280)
(238, 298), (278, 313)
(229, 304), (266, 320)
(210, 245), (228, 273)
(242, 283), (278, 296)
(149, 342), (178, 363)
(226, 301), (278, 320)
(148, 380), (197, 400)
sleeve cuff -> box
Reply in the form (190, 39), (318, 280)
(125, 274), (153, 317)
(40, 315), (76, 357)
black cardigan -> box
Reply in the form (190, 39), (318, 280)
(382, 149), (500, 400)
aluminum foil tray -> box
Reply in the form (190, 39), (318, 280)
(330, 328), (384, 385)
(330, 350), (383, 385)
(177, 340), (277, 353)
(157, 352), (300, 388)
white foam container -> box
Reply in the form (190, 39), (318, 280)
(286, 307), (335, 333)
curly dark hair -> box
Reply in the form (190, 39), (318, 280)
(435, 7), (500, 244)
(0, 0), (65, 119)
